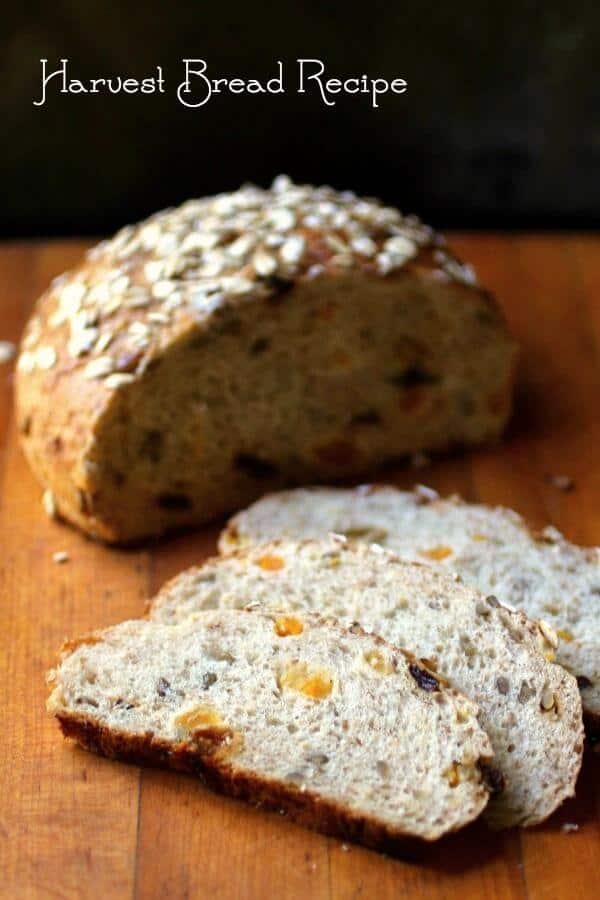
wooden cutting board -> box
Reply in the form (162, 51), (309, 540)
(1, 235), (599, 900)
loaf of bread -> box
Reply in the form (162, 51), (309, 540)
(47, 607), (495, 847)
(220, 485), (600, 730)
(17, 176), (517, 542)
(150, 538), (584, 828)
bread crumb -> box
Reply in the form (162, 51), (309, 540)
(52, 551), (70, 564)
(561, 822), (579, 833)
(369, 542), (386, 554)
(545, 473), (575, 492)
(414, 484), (439, 503)
(42, 489), (57, 519)
(0, 341), (15, 364)
(540, 525), (563, 543)
(341, 843), (350, 852)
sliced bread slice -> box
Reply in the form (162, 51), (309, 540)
(219, 485), (600, 728)
(150, 538), (584, 827)
(47, 608), (494, 847)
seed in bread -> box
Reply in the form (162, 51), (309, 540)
(220, 485), (600, 729)
(47, 608), (494, 847)
(150, 537), (584, 828)
(16, 177), (517, 543)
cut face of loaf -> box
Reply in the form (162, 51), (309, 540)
(47, 608), (494, 847)
(220, 485), (600, 728)
(16, 177), (516, 542)
(150, 538), (584, 828)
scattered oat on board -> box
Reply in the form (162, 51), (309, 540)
(42, 489), (57, 519)
(52, 551), (70, 564)
(561, 822), (579, 833)
(545, 473), (575, 492)
(0, 341), (15, 364)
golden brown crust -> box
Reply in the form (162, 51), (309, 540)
(56, 711), (481, 850)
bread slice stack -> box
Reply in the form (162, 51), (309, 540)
(149, 538), (584, 828)
(220, 485), (600, 731)
(48, 608), (494, 847)
(49, 500), (588, 846)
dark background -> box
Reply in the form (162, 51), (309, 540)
(3, 1), (600, 236)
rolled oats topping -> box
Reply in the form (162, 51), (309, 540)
(279, 234), (306, 266)
(83, 356), (115, 380)
(104, 373), (136, 389)
(433, 250), (478, 286)
(252, 249), (278, 277)
(36, 346), (58, 370)
(21, 177), (472, 379)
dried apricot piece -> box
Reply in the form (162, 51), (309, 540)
(279, 663), (333, 700)
(175, 704), (225, 732)
(274, 616), (304, 637)
(420, 545), (453, 561)
(256, 554), (285, 571)
(557, 628), (574, 642)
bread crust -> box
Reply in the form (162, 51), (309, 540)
(50, 608), (494, 848)
(56, 713), (476, 851)
(16, 179), (517, 543)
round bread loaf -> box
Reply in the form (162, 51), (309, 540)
(17, 177), (517, 542)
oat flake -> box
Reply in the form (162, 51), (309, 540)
(0, 341), (15, 363)
(27, 177), (468, 379)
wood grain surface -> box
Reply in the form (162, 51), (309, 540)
(0, 236), (598, 900)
